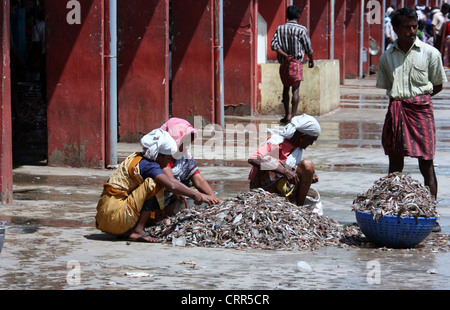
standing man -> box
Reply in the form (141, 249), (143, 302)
(384, 7), (397, 50)
(431, 5), (449, 50)
(376, 8), (447, 232)
(271, 5), (314, 124)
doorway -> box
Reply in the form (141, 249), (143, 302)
(10, 0), (47, 166)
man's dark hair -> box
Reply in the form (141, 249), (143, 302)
(286, 5), (301, 20)
(442, 3), (450, 13)
(391, 7), (418, 28)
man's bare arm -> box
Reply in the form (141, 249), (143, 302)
(432, 84), (443, 96)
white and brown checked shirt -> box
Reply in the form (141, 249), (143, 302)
(271, 21), (313, 64)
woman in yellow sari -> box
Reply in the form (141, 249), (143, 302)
(95, 129), (213, 242)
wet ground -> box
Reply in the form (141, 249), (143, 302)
(1, 76), (450, 291)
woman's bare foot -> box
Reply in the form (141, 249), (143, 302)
(128, 231), (160, 243)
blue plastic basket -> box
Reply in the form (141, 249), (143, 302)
(355, 211), (436, 248)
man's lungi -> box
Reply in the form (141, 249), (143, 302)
(279, 58), (304, 87)
(382, 94), (436, 160)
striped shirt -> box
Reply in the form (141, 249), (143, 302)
(271, 21), (313, 63)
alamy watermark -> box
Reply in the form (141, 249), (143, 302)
(366, 0), (383, 25)
(66, 260), (81, 285)
(66, 0), (81, 25)
(367, 259), (381, 284)
(65, 0), (386, 26)
(181, 116), (281, 165)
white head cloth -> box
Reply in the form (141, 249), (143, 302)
(386, 7), (394, 16)
(266, 114), (321, 167)
(140, 129), (178, 160)
(268, 114), (321, 145)
(431, 8), (440, 15)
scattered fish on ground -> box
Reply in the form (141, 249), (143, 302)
(147, 188), (358, 251)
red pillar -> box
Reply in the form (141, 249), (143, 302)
(171, 0), (215, 123)
(368, 0), (383, 73)
(1, 0), (13, 203)
(404, 0), (417, 8)
(309, 0), (330, 59)
(46, 0), (105, 167)
(117, 0), (169, 141)
(223, 0), (256, 115)
(362, 0), (370, 76)
(335, 0), (347, 82)
(296, 0), (310, 28)
(345, 0), (362, 78)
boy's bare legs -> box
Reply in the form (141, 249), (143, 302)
(282, 86), (291, 122)
(294, 159), (315, 206)
(281, 84), (301, 123)
(291, 84), (300, 117)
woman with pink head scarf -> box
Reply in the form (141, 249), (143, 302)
(160, 117), (198, 152)
(161, 118), (221, 213)
(95, 129), (212, 243)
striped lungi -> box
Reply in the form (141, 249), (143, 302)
(382, 94), (435, 160)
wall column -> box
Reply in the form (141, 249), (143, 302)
(0, 0), (13, 203)
(46, 0), (106, 167)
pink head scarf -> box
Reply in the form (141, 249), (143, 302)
(160, 117), (198, 146)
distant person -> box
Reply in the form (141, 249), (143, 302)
(416, 4), (427, 21)
(376, 8), (447, 232)
(425, 7), (435, 44)
(441, 20), (450, 68)
(417, 19), (427, 42)
(248, 114), (320, 207)
(384, 7), (397, 50)
(431, 5), (450, 49)
(271, 5), (314, 124)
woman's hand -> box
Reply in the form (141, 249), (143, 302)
(192, 191), (204, 205)
(196, 193), (220, 206)
(205, 194), (222, 205)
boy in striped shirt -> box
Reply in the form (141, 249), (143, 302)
(271, 5), (314, 124)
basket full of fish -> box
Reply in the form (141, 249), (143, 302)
(352, 172), (438, 248)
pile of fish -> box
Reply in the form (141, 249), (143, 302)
(352, 172), (438, 220)
(147, 188), (356, 250)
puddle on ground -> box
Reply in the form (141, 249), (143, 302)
(1, 215), (94, 233)
(12, 173), (104, 202)
(13, 174), (106, 187)
(340, 95), (387, 101)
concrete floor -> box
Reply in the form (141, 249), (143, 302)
(1, 76), (449, 291)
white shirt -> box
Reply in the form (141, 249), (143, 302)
(432, 12), (445, 35)
(377, 38), (447, 99)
